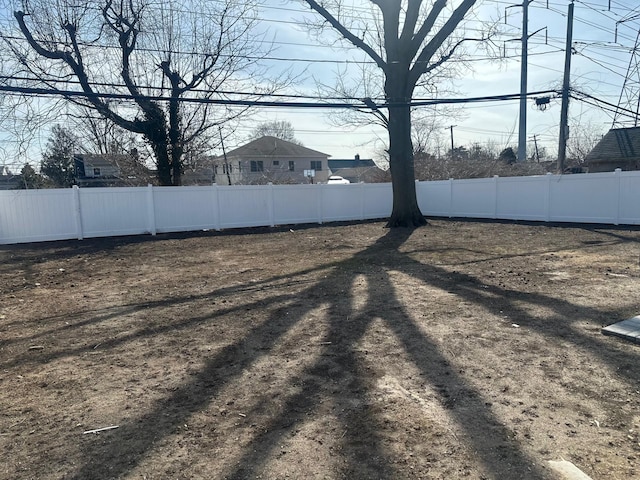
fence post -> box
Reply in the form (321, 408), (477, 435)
(493, 175), (499, 219)
(268, 183), (275, 227)
(614, 168), (622, 225)
(360, 182), (366, 220)
(146, 184), (157, 236)
(72, 185), (84, 240)
(448, 178), (454, 218)
(545, 172), (553, 222)
(317, 183), (323, 224)
(213, 183), (222, 231)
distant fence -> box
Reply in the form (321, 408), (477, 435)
(1, 169), (640, 245)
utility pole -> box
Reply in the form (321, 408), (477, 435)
(448, 125), (457, 156)
(517, 0), (531, 162)
(530, 134), (540, 162)
(219, 127), (232, 185)
(557, 1), (574, 173)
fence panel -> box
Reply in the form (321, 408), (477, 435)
(418, 180), (451, 216)
(78, 187), (149, 238)
(273, 185), (321, 225)
(450, 178), (497, 218)
(618, 170), (640, 225)
(548, 172), (620, 224)
(321, 184), (367, 222)
(5, 171), (640, 245)
(217, 185), (272, 229)
(153, 186), (218, 233)
(0, 189), (77, 244)
(362, 183), (392, 219)
(495, 175), (548, 221)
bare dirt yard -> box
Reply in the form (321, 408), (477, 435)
(1, 219), (640, 480)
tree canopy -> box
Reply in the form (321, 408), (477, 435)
(40, 125), (77, 187)
(17, 163), (46, 189)
(250, 121), (302, 145)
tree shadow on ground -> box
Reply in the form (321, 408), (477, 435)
(0, 260), (335, 363)
(59, 225), (638, 479)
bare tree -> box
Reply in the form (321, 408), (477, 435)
(69, 108), (139, 156)
(3, 0), (275, 185)
(249, 120), (302, 145)
(566, 120), (605, 166)
(303, 0), (490, 226)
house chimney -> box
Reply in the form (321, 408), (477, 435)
(355, 154), (360, 166)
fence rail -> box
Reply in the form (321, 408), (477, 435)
(2, 169), (639, 245)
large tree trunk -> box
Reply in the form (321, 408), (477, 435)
(143, 113), (175, 186)
(154, 145), (173, 186)
(165, 69), (184, 187)
(386, 91), (427, 228)
(168, 96), (183, 186)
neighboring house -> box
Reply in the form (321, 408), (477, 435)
(182, 166), (215, 186)
(327, 155), (384, 183)
(74, 153), (152, 187)
(585, 127), (640, 173)
(211, 136), (331, 185)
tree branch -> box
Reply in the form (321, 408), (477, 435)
(304, 0), (388, 72)
(14, 11), (69, 62)
(14, 9), (144, 134)
(409, 0), (476, 87)
(399, 0), (424, 48)
(408, 0), (447, 58)
(371, 0), (401, 61)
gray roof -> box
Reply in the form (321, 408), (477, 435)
(0, 174), (21, 190)
(328, 158), (377, 169)
(585, 127), (640, 164)
(74, 154), (121, 168)
(330, 166), (384, 183)
(224, 136), (330, 158)
(584, 127), (640, 172)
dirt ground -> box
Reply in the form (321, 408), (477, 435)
(1, 219), (639, 480)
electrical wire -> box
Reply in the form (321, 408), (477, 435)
(0, 82), (559, 109)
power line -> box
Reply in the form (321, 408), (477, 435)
(571, 89), (639, 119)
(0, 83), (559, 109)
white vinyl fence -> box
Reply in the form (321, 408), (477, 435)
(1, 169), (640, 245)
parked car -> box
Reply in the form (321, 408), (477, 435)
(327, 175), (350, 184)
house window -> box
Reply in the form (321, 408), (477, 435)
(250, 160), (264, 172)
(310, 160), (322, 171)
(93, 167), (101, 177)
(288, 161), (295, 171)
(273, 160), (280, 166)
(223, 164), (233, 174)
(251, 161), (263, 172)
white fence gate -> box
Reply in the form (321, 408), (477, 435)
(1, 170), (639, 245)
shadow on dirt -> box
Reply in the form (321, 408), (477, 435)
(11, 223), (635, 479)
